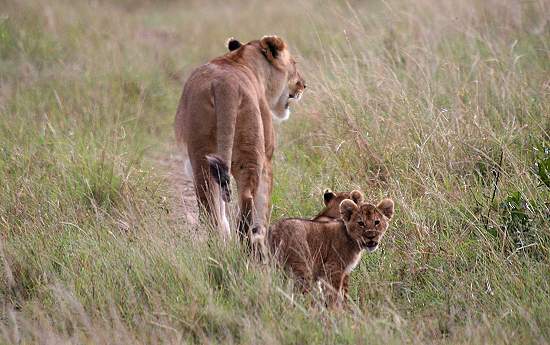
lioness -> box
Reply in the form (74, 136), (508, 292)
(174, 36), (305, 241)
(268, 193), (394, 306)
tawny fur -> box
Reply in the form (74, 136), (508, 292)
(310, 189), (366, 292)
(174, 36), (305, 241)
(312, 189), (364, 222)
(268, 194), (394, 307)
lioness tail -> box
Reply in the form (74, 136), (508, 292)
(206, 155), (231, 202)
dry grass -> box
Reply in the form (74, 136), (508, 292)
(1, 0), (549, 343)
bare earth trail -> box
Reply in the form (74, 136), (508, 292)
(151, 143), (241, 242)
(151, 146), (198, 228)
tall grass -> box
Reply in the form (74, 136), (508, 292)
(1, 0), (549, 343)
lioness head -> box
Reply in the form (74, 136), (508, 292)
(339, 198), (395, 252)
(226, 36), (305, 122)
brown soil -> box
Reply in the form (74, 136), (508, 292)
(153, 148), (198, 227)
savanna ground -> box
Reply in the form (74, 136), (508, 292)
(1, 0), (549, 344)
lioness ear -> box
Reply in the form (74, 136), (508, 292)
(377, 198), (394, 220)
(226, 37), (242, 51)
(350, 190), (364, 204)
(339, 199), (358, 222)
(260, 35), (286, 60)
(323, 189), (336, 205)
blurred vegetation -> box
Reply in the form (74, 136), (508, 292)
(0, 0), (549, 344)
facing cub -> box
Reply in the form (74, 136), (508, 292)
(268, 193), (394, 306)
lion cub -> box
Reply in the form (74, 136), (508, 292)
(268, 192), (394, 306)
(311, 189), (364, 222)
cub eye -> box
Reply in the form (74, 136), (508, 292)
(357, 221), (365, 227)
(374, 220), (380, 226)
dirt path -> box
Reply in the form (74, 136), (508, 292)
(153, 147), (198, 227)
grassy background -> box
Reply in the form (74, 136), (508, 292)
(1, 0), (549, 343)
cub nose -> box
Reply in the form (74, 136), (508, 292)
(365, 231), (377, 239)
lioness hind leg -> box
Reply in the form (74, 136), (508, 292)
(254, 160), (272, 228)
(191, 157), (228, 236)
(235, 163), (261, 246)
(247, 161), (272, 261)
(237, 194), (254, 245)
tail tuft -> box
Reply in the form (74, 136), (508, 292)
(206, 154), (231, 202)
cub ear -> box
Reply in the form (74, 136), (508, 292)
(339, 199), (358, 222)
(350, 190), (364, 204)
(226, 37), (242, 51)
(323, 189), (336, 205)
(377, 198), (394, 220)
(260, 35), (286, 60)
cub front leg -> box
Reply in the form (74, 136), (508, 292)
(292, 266), (313, 294)
(342, 274), (350, 297)
(325, 270), (346, 308)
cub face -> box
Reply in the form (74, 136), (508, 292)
(340, 198), (394, 252)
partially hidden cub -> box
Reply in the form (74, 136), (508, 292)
(311, 189), (364, 222)
(268, 191), (394, 306)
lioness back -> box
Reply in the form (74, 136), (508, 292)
(175, 62), (258, 146)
